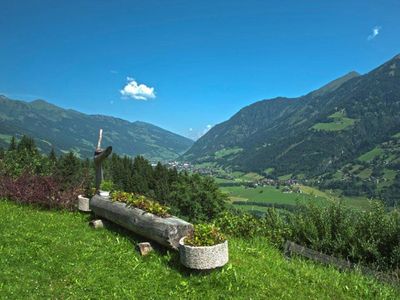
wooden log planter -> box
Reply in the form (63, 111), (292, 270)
(90, 195), (194, 250)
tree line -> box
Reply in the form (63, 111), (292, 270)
(0, 135), (226, 222)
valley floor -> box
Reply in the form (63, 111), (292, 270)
(0, 200), (398, 299)
(219, 182), (374, 214)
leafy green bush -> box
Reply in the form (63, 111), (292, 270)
(215, 210), (264, 238)
(184, 224), (226, 246)
(0, 136), (88, 210)
(288, 201), (400, 270)
(84, 187), (96, 198)
(100, 180), (114, 191)
(215, 209), (291, 247)
(216, 202), (400, 271)
(111, 191), (170, 218)
(0, 147), (53, 178)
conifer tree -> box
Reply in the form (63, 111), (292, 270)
(17, 135), (37, 154)
(56, 151), (82, 189)
(8, 136), (16, 151)
(48, 147), (57, 162)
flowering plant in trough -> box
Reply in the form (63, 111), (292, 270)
(110, 191), (171, 218)
(184, 224), (226, 246)
(179, 224), (229, 269)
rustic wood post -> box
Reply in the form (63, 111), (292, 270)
(94, 129), (112, 193)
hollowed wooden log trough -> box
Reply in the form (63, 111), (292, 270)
(90, 195), (194, 250)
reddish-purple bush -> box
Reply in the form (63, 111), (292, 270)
(0, 172), (82, 210)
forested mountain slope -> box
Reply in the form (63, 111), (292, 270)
(182, 55), (400, 179)
(0, 96), (193, 161)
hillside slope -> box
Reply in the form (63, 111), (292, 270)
(0, 97), (193, 161)
(1, 200), (397, 299)
(182, 55), (400, 178)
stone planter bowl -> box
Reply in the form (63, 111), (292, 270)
(78, 195), (91, 212)
(179, 237), (229, 270)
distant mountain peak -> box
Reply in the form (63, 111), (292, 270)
(309, 71), (360, 98)
(347, 70), (361, 77)
(30, 99), (48, 104)
(30, 99), (53, 106)
(29, 99), (62, 111)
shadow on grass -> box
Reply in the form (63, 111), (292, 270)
(85, 212), (225, 276)
(165, 250), (225, 277)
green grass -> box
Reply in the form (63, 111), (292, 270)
(358, 147), (383, 162)
(221, 185), (327, 205)
(231, 204), (278, 214)
(0, 133), (13, 143)
(221, 184), (373, 211)
(214, 147), (243, 159)
(231, 171), (245, 178)
(278, 173), (292, 180)
(213, 177), (235, 184)
(383, 169), (397, 181)
(335, 195), (375, 210)
(312, 111), (357, 132)
(312, 118), (356, 131)
(358, 168), (372, 179)
(378, 169), (398, 190)
(218, 171), (264, 183)
(1, 200), (398, 299)
(242, 172), (264, 181)
(264, 167), (275, 175)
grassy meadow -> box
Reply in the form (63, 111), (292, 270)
(1, 200), (398, 299)
(311, 111), (357, 132)
(219, 182), (373, 213)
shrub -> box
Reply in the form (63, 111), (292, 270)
(216, 202), (400, 271)
(215, 209), (291, 247)
(215, 210), (264, 238)
(167, 174), (227, 222)
(184, 224), (226, 246)
(0, 173), (81, 210)
(100, 180), (114, 191)
(288, 201), (400, 270)
(0, 148), (53, 178)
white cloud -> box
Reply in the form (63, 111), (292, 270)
(202, 124), (213, 135)
(187, 125), (213, 140)
(367, 26), (381, 41)
(120, 77), (156, 100)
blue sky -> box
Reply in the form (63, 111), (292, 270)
(1, 1), (399, 139)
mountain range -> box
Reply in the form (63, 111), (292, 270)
(0, 96), (193, 161)
(1, 54), (399, 202)
(182, 54), (400, 183)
